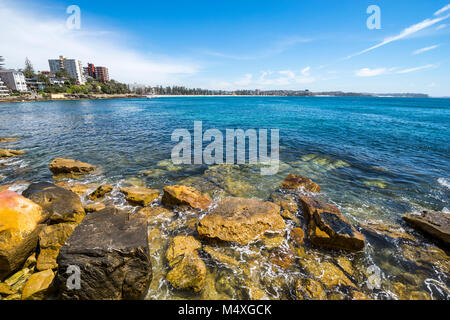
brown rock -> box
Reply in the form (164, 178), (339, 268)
(22, 182), (85, 224)
(403, 210), (450, 245)
(271, 194), (300, 224)
(0, 149), (25, 158)
(136, 207), (174, 224)
(197, 197), (286, 245)
(270, 248), (296, 270)
(0, 137), (20, 143)
(299, 259), (356, 290)
(203, 246), (240, 269)
(84, 203), (106, 213)
(162, 185), (212, 211)
(290, 228), (305, 247)
(296, 278), (327, 300)
(89, 184), (113, 201)
(55, 182), (89, 196)
(0, 282), (15, 295)
(166, 235), (202, 267)
(360, 220), (415, 242)
(120, 187), (160, 206)
(299, 195), (365, 252)
(49, 158), (95, 178)
(0, 191), (48, 279)
(280, 174), (321, 193)
(21, 269), (55, 300)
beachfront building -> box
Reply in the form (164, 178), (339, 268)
(49, 56), (86, 84)
(0, 70), (28, 92)
(25, 77), (47, 92)
(0, 79), (9, 96)
(94, 66), (109, 83)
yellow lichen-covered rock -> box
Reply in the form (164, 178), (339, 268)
(162, 185), (213, 211)
(296, 278), (327, 300)
(36, 223), (77, 271)
(21, 269), (55, 300)
(136, 206), (174, 224)
(198, 197), (286, 245)
(203, 246), (240, 269)
(0, 137), (20, 143)
(120, 187), (160, 206)
(290, 228), (305, 247)
(0, 149), (25, 158)
(166, 251), (206, 292)
(0, 191), (48, 279)
(271, 193), (301, 225)
(4, 267), (33, 292)
(89, 184), (113, 201)
(166, 235), (202, 267)
(299, 259), (356, 290)
(84, 203), (106, 213)
(280, 174), (321, 193)
(0, 282), (15, 295)
(49, 158), (95, 178)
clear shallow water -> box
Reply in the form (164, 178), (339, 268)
(1, 96), (449, 299)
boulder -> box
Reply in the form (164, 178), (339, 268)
(403, 211), (450, 245)
(280, 174), (321, 193)
(0, 149), (25, 158)
(165, 236), (206, 292)
(198, 197), (286, 245)
(36, 223), (77, 271)
(57, 207), (152, 300)
(162, 185), (213, 211)
(22, 182), (85, 224)
(21, 269), (55, 300)
(55, 182), (89, 196)
(271, 193), (300, 225)
(136, 206), (174, 224)
(299, 195), (365, 252)
(84, 203), (106, 213)
(89, 184), (113, 201)
(0, 191), (47, 280)
(120, 187), (160, 206)
(49, 158), (95, 178)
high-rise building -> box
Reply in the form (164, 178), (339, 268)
(0, 70), (28, 92)
(48, 56), (86, 84)
(86, 63), (96, 78)
(94, 66), (109, 83)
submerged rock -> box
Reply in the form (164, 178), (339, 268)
(162, 185), (212, 211)
(120, 187), (160, 206)
(21, 269), (55, 300)
(290, 228), (305, 247)
(203, 246), (240, 270)
(49, 158), (95, 178)
(198, 197), (286, 245)
(89, 184), (113, 201)
(0, 191), (47, 279)
(271, 193), (301, 225)
(165, 236), (206, 292)
(280, 174), (321, 193)
(57, 207), (152, 300)
(296, 278), (327, 300)
(299, 259), (356, 290)
(22, 182), (85, 224)
(299, 195), (365, 252)
(360, 220), (416, 242)
(0, 137), (20, 143)
(403, 210), (450, 245)
(136, 206), (174, 224)
(0, 149), (25, 158)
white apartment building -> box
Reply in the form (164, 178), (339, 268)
(0, 70), (28, 92)
(49, 56), (86, 84)
(0, 79), (9, 96)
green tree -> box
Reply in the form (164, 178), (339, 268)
(24, 57), (35, 78)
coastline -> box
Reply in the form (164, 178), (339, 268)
(0, 93), (144, 104)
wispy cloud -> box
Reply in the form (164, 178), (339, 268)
(0, 2), (198, 84)
(436, 23), (448, 30)
(347, 9), (450, 59)
(434, 4), (450, 16)
(355, 68), (388, 77)
(396, 64), (436, 74)
(413, 44), (439, 55)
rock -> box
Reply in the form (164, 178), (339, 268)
(290, 228), (305, 247)
(0, 137), (20, 143)
(136, 206), (174, 224)
(55, 182), (90, 196)
(89, 184), (113, 201)
(4, 267), (33, 292)
(0, 282), (15, 295)
(299, 259), (356, 290)
(299, 195), (365, 252)
(21, 269), (55, 300)
(0, 149), (25, 158)
(162, 185), (213, 211)
(49, 158), (95, 178)
(166, 251), (206, 292)
(270, 248), (296, 270)
(198, 197), (286, 245)
(203, 246), (240, 269)
(36, 223), (77, 271)
(84, 203), (106, 213)
(165, 235), (206, 292)
(262, 234), (285, 249)
(334, 256), (356, 277)
(120, 187), (160, 206)
(296, 278), (327, 300)
(360, 220), (415, 242)
(403, 210), (450, 245)
(271, 193), (300, 225)
(22, 182), (85, 224)
(280, 174), (321, 193)
(0, 191), (47, 280)
(57, 207), (152, 300)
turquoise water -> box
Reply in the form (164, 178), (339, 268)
(1, 97), (449, 299)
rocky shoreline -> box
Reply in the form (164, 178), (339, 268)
(0, 142), (449, 300)
(0, 94), (144, 104)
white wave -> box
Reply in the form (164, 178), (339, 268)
(438, 178), (450, 190)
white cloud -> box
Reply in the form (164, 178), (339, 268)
(355, 68), (388, 77)
(347, 13), (450, 58)
(413, 45), (439, 55)
(436, 23), (447, 30)
(434, 4), (450, 16)
(301, 66), (311, 76)
(0, 2), (198, 84)
(396, 64), (435, 74)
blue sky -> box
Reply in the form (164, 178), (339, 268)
(1, 0), (449, 96)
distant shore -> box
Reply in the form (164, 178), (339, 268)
(0, 93), (143, 104)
